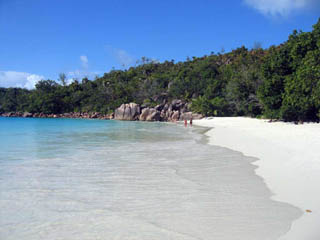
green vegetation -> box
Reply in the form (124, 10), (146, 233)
(1, 19), (320, 122)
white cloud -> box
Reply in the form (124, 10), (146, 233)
(65, 55), (100, 82)
(244, 0), (318, 16)
(25, 74), (44, 89)
(67, 70), (100, 82)
(105, 45), (135, 68)
(80, 55), (89, 69)
(0, 71), (44, 89)
(115, 49), (134, 67)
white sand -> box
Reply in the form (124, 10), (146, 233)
(193, 117), (320, 240)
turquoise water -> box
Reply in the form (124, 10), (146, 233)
(0, 117), (178, 161)
(0, 117), (301, 240)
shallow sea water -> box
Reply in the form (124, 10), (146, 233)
(0, 117), (301, 240)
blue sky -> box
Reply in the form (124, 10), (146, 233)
(0, 0), (319, 89)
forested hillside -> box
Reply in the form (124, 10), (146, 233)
(1, 19), (320, 122)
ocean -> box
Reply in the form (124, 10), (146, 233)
(0, 117), (301, 240)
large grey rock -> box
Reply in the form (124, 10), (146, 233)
(163, 103), (169, 112)
(170, 110), (180, 121)
(165, 109), (172, 120)
(160, 110), (167, 121)
(171, 99), (185, 111)
(147, 111), (160, 121)
(114, 103), (141, 120)
(139, 108), (160, 121)
(155, 104), (164, 112)
(139, 108), (151, 121)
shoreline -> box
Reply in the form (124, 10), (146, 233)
(193, 117), (320, 240)
(0, 112), (113, 120)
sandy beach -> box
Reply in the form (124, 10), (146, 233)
(193, 117), (320, 240)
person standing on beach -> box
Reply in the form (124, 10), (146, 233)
(184, 119), (187, 127)
(190, 117), (193, 126)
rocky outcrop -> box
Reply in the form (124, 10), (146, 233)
(114, 103), (140, 121)
(171, 99), (185, 111)
(138, 99), (203, 121)
(1, 99), (204, 122)
(138, 99), (203, 122)
(170, 110), (180, 121)
(0, 112), (113, 120)
(139, 108), (161, 121)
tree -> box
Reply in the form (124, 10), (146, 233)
(281, 50), (320, 121)
(258, 46), (290, 118)
(58, 73), (67, 86)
